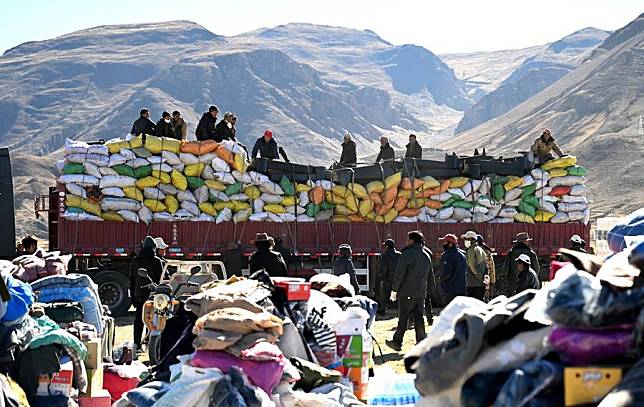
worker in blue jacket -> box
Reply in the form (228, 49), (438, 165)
(438, 233), (467, 305)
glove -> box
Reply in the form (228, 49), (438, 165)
(390, 291), (398, 302)
(483, 275), (491, 286)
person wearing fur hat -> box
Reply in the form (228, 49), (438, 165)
(129, 236), (163, 351)
(249, 233), (288, 277)
(333, 244), (360, 294)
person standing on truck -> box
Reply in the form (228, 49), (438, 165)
(375, 136), (395, 163)
(515, 254), (541, 293)
(339, 133), (357, 167)
(130, 108), (156, 141)
(505, 232), (540, 296)
(249, 233), (288, 277)
(386, 231), (432, 352)
(129, 236), (163, 352)
(215, 112), (236, 142)
(477, 234), (496, 300)
(155, 111), (176, 139)
(251, 130), (289, 162)
(378, 239), (401, 316)
(405, 134), (422, 159)
(462, 231), (488, 301)
(195, 105), (219, 141)
(570, 235), (587, 253)
(530, 129), (566, 164)
(437, 234), (467, 305)
(333, 244), (360, 294)
(171, 110), (187, 141)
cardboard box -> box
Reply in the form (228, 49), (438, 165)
(337, 332), (373, 368)
(85, 367), (104, 397)
(346, 367), (369, 401)
(564, 366), (623, 406)
(79, 388), (111, 407)
(82, 338), (102, 370)
(36, 358), (73, 397)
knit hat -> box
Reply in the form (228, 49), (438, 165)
(143, 236), (157, 249)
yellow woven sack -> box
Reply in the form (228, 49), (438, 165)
(129, 136), (143, 150)
(136, 176), (161, 189)
(144, 199), (166, 213)
(171, 170), (188, 191)
(213, 201), (235, 211)
(449, 177), (469, 188)
(326, 192), (346, 205)
(244, 186), (261, 200)
(541, 155), (577, 171)
(397, 190), (413, 199)
(123, 186), (144, 202)
(359, 199), (374, 217)
(534, 210), (555, 222)
(102, 211), (123, 222)
(375, 215), (385, 223)
(366, 181), (385, 194)
(152, 170), (171, 184)
(281, 196), (296, 207)
(364, 211), (377, 221)
(233, 153), (248, 173)
(184, 163), (205, 177)
(198, 202), (216, 216)
(548, 168), (568, 177)
(332, 185), (348, 198)
(165, 195), (179, 214)
(144, 135), (180, 154)
(504, 176), (523, 191)
(232, 201), (250, 212)
(420, 175), (440, 190)
(332, 215), (350, 223)
(205, 180), (226, 191)
(383, 208), (398, 223)
(345, 192), (359, 213)
(514, 213), (535, 224)
(334, 205), (354, 216)
(264, 204), (286, 214)
(65, 194), (83, 208)
(296, 183), (312, 193)
(384, 172), (402, 190)
(80, 199), (101, 216)
(347, 183), (367, 199)
(106, 140), (130, 154)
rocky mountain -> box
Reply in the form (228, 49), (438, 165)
(441, 14), (644, 218)
(452, 27), (610, 133)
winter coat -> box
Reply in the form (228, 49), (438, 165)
(392, 243), (432, 299)
(252, 137), (280, 160)
(380, 247), (401, 284)
(531, 135), (563, 161)
(405, 141), (422, 159)
(439, 246), (467, 297)
(375, 143), (395, 162)
(129, 247), (163, 302)
(195, 112), (218, 141)
(465, 244), (488, 287)
(249, 248), (288, 277)
(333, 255), (360, 294)
(215, 120), (236, 142)
(505, 243), (541, 295)
(339, 140), (357, 166)
(172, 117), (187, 140)
(130, 117), (156, 138)
(155, 119), (177, 139)
(517, 267), (541, 293)
(480, 244), (496, 285)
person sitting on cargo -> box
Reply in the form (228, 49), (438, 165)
(251, 130), (289, 162)
(171, 110), (187, 141)
(375, 136), (395, 162)
(405, 134), (422, 159)
(339, 133), (357, 167)
(129, 236), (163, 352)
(530, 129), (565, 164)
(215, 112), (236, 142)
(21, 236), (38, 255)
(333, 244), (360, 294)
(230, 115), (237, 140)
(155, 111), (176, 139)
(505, 232), (540, 296)
(195, 105), (219, 141)
(570, 234), (587, 253)
(130, 108), (156, 141)
(515, 254), (541, 293)
(249, 233), (288, 277)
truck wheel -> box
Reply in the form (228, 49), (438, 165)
(94, 271), (131, 317)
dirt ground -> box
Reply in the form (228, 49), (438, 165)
(114, 309), (432, 372)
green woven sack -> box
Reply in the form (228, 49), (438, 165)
(306, 203), (320, 217)
(225, 182), (242, 196)
(62, 163), (84, 175)
(492, 183), (505, 202)
(279, 175), (295, 196)
(452, 200), (474, 209)
(521, 184), (537, 198)
(518, 201), (537, 217)
(133, 165), (152, 179)
(187, 176), (205, 191)
(319, 201), (334, 211)
(523, 195), (540, 208)
(132, 147), (152, 158)
(112, 164), (135, 178)
(567, 165), (588, 176)
(443, 196), (460, 207)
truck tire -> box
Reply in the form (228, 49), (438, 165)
(94, 271), (131, 317)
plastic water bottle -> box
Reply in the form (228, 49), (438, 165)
(367, 370), (420, 406)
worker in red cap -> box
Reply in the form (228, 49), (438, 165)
(437, 234), (467, 305)
(251, 129), (289, 162)
(530, 128), (566, 164)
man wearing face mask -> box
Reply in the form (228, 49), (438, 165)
(155, 111), (176, 139)
(462, 230), (488, 301)
(437, 234), (467, 305)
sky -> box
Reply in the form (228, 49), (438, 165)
(0, 0), (641, 54)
